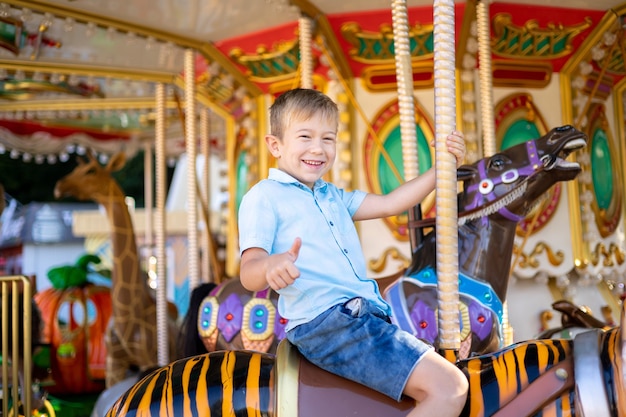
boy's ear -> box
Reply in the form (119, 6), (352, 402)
(265, 134), (281, 158)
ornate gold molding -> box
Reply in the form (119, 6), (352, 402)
(368, 247), (410, 273)
(491, 13), (592, 59)
(341, 21), (434, 64)
(589, 242), (626, 267)
(512, 241), (565, 269)
(229, 39), (300, 82)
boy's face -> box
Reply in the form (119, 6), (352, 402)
(266, 112), (337, 189)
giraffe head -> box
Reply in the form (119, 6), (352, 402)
(54, 151), (127, 204)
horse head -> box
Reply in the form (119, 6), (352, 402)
(457, 124), (586, 224)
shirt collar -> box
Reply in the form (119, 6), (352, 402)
(268, 168), (328, 192)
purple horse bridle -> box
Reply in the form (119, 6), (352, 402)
(464, 140), (542, 222)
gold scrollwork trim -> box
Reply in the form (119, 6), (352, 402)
(368, 247), (410, 273)
(341, 21), (434, 64)
(491, 13), (592, 59)
(512, 241), (565, 269)
(589, 242), (626, 267)
(229, 39), (300, 82)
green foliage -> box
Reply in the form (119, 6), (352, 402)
(46, 253), (102, 289)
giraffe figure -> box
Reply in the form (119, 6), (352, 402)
(54, 151), (178, 387)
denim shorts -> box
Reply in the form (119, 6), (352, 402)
(286, 297), (434, 401)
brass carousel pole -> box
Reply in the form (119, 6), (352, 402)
(154, 82), (168, 366)
(475, 0), (514, 346)
(184, 49), (200, 291)
(432, 0), (461, 357)
(391, 0), (421, 253)
(299, 15), (314, 89)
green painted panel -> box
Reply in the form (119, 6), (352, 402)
(501, 120), (540, 150)
(378, 125), (431, 194)
(590, 128), (613, 210)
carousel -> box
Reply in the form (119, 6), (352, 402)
(0, 0), (624, 416)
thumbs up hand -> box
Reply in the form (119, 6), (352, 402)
(265, 237), (301, 290)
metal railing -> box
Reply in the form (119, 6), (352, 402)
(0, 275), (32, 417)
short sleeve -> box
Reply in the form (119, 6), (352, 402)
(339, 188), (367, 217)
(238, 183), (277, 255)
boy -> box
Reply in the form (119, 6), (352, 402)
(238, 88), (468, 416)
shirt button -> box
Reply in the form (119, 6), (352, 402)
(343, 249), (348, 254)
(330, 221), (334, 226)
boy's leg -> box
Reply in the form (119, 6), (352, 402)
(402, 350), (468, 417)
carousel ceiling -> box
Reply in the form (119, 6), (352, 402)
(0, 0), (624, 162)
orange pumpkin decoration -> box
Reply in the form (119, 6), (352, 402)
(35, 284), (112, 395)
(34, 254), (112, 395)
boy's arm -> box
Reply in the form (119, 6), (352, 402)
(353, 168), (436, 221)
(240, 238), (302, 292)
(353, 131), (465, 221)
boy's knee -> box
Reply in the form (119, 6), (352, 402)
(446, 370), (469, 412)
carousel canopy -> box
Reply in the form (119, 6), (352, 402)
(0, 0), (623, 162)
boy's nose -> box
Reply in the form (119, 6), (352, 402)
(309, 139), (324, 153)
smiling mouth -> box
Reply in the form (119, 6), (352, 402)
(303, 160), (324, 166)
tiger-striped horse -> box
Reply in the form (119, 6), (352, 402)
(105, 307), (625, 416)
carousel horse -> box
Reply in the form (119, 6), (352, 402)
(536, 299), (612, 340)
(105, 125), (622, 417)
(379, 125), (588, 357)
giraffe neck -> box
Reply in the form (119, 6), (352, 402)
(98, 184), (152, 337)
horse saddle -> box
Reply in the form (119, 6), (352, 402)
(274, 340), (413, 416)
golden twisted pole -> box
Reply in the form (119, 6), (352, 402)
(433, 0), (460, 353)
(184, 49), (200, 292)
(476, 0), (496, 158)
(391, 0), (420, 252)
(154, 82), (168, 366)
(299, 16), (314, 89)
(476, 0), (514, 346)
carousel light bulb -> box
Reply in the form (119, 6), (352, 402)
(22, 153), (32, 162)
(42, 12), (54, 28)
(20, 8), (33, 23)
(0, 4), (10, 17)
(59, 152), (69, 162)
(591, 45), (605, 62)
(10, 149), (19, 159)
(64, 17), (74, 32)
(85, 22), (96, 38)
(47, 154), (57, 164)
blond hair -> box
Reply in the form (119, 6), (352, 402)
(269, 88), (339, 139)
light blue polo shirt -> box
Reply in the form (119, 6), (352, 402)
(238, 168), (391, 331)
